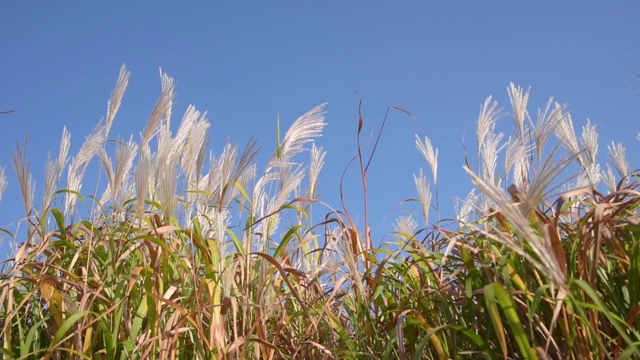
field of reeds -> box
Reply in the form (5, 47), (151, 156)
(1, 65), (639, 359)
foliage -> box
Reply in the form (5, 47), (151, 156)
(0, 66), (639, 359)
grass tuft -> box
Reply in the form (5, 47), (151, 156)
(1, 66), (639, 359)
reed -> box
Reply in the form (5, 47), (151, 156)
(0, 67), (638, 359)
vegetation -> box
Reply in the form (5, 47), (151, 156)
(1, 65), (639, 359)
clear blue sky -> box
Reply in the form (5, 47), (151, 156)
(1, 2), (639, 254)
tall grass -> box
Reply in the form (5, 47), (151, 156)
(0, 67), (639, 359)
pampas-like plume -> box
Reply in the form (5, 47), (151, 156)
(308, 144), (326, 198)
(211, 208), (230, 263)
(464, 165), (566, 286)
(43, 128), (70, 211)
(270, 165), (305, 221)
(0, 167), (6, 203)
(181, 117), (209, 224)
(154, 126), (173, 177)
(232, 138), (260, 185)
(114, 138), (138, 196)
(159, 69), (174, 128)
(105, 65), (130, 135)
(507, 83), (530, 141)
(476, 96), (503, 154)
(267, 104), (327, 170)
(555, 114), (580, 161)
(556, 115), (603, 189)
(251, 171), (275, 218)
(480, 131), (504, 184)
(394, 215), (417, 243)
(170, 105), (199, 163)
(602, 164), (617, 193)
(180, 111), (210, 182)
(198, 139), (260, 217)
(99, 137), (138, 210)
(534, 100), (566, 162)
(607, 142), (629, 180)
(57, 128), (71, 174)
(505, 136), (529, 189)
(455, 189), (477, 225)
(415, 134), (438, 185)
(413, 168), (431, 225)
(65, 124), (105, 216)
(576, 163), (601, 189)
(521, 146), (575, 217)
(578, 120), (600, 188)
(209, 142), (239, 211)
(134, 153), (152, 217)
(156, 155), (179, 220)
(12, 140), (34, 220)
(141, 71), (175, 154)
(580, 120), (598, 166)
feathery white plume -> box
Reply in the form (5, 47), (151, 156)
(607, 142), (629, 179)
(12, 141), (34, 219)
(413, 168), (431, 225)
(580, 120), (598, 166)
(267, 104), (327, 170)
(308, 144), (326, 198)
(480, 131), (504, 184)
(534, 100), (565, 161)
(464, 165), (566, 286)
(141, 71), (175, 154)
(105, 64), (130, 135)
(0, 167), (6, 203)
(43, 128), (70, 211)
(415, 134), (438, 185)
(555, 114), (580, 160)
(602, 164), (617, 193)
(476, 96), (503, 153)
(394, 215), (417, 242)
(455, 189), (477, 225)
(507, 83), (530, 141)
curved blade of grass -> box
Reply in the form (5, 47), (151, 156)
(273, 224), (301, 258)
(629, 228), (639, 307)
(571, 279), (640, 354)
(0, 348), (17, 359)
(50, 208), (67, 241)
(48, 310), (93, 351)
(620, 342), (640, 360)
(21, 316), (49, 358)
(484, 283), (507, 358)
(251, 252), (307, 313)
(411, 324), (448, 360)
(449, 324), (496, 360)
(492, 282), (536, 359)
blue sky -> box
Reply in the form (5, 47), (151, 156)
(1, 2), (639, 254)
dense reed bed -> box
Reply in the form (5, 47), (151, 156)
(1, 66), (639, 359)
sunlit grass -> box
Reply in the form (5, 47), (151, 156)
(0, 67), (639, 359)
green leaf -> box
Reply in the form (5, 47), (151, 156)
(571, 279), (640, 353)
(49, 311), (93, 350)
(21, 316), (49, 358)
(484, 283), (507, 358)
(529, 285), (550, 319)
(492, 282), (536, 359)
(0, 348), (18, 359)
(128, 299), (149, 354)
(619, 342), (640, 360)
(449, 324), (495, 360)
(273, 224), (302, 258)
(50, 208), (67, 240)
(412, 324), (447, 360)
